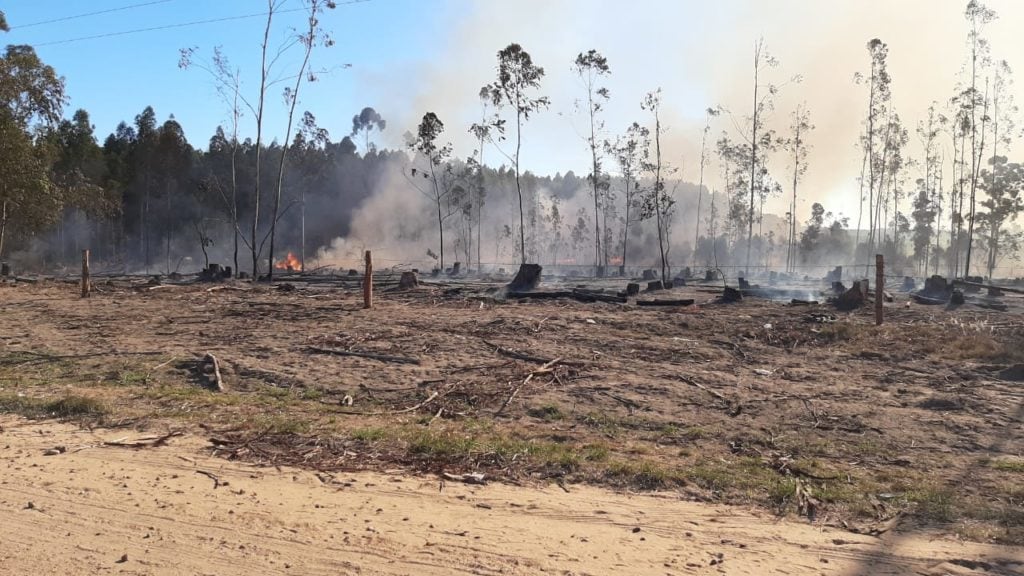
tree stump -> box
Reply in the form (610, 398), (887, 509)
(398, 271), (419, 290)
(950, 289), (965, 305)
(626, 282), (640, 296)
(646, 280), (664, 292)
(723, 286), (743, 302)
(449, 262), (461, 276)
(738, 277), (751, 289)
(901, 276), (915, 291)
(1, 263), (9, 277)
(642, 269), (657, 281)
(508, 264), (542, 292)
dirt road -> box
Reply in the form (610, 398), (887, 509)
(1, 417), (1020, 575)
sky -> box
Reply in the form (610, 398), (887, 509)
(4, 0), (1024, 221)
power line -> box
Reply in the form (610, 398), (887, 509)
(11, 0), (175, 30)
(33, 0), (372, 47)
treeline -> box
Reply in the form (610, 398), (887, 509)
(2, 1), (1023, 281)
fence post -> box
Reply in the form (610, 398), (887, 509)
(875, 254), (883, 326)
(363, 250), (373, 309)
(81, 249), (91, 298)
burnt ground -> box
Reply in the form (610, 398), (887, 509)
(1, 275), (1023, 545)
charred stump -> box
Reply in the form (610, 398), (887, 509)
(508, 264), (542, 292)
(398, 271), (419, 290)
(646, 280), (664, 292)
(626, 282), (640, 297)
(722, 286), (743, 302)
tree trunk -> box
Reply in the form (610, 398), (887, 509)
(515, 107), (526, 265)
(251, 1), (275, 278)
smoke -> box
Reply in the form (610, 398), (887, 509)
(355, 0), (1024, 226)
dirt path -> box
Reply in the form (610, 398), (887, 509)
(1, 417), (1019, 576)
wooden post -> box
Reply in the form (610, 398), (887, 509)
(363, 250), (373, 309)
(875, 254), (883, 326)
(81, 249), (91, 298)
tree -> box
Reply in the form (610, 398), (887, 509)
(784, 104), (812, 274)
(408, 112), (455, 271)
(962, 0), (997, 276)
(978, 156), (1024, 278)
(640, 89), (674, 284)
(351, 107), (386, 153)
(743, 38), (780, 274)
(606, 122), (647, 274)
(266, 0), (335, 281)
(486, 43), (549, 265)
(468, 86), (499, 271)
(859, 38), (892, 269)
(573, 49), (611, 275)
(179, 47), (249, 276)
(0, 43), (66, 259)
(693, 107), (719, 267)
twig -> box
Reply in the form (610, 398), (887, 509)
(495, 358), (561, 416)
(481, 340), (585, 366)
(307, 346), (420, 365)
(344, 391), (441, 416)
(196, 470), (221, 488)
(103, 430), (183, 448)
(677, 375), (727, 402)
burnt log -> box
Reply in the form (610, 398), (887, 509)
(646, 280), (664, 292)
(738, 277), (751, 289)
(508, 263), (542, 292)
(636, 298), (695, 307)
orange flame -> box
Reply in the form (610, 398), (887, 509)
(275, 252), (302, 272)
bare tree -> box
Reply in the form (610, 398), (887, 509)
(266, 0), (335, 282)
(743, 38), (779, 275)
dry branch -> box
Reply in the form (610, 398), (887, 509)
(102, 430), (184, 448)
(204, 352), (225, 392)
(307, 346), (420, 365)
(481, 339), (585, 366)
(495, 357), (562, 416)
(635, 298), (695, 307)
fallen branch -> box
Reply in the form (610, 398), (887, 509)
(678, 375), (727, 402)
(103, 430), (184, 448)
(196, 470), (221, 488)
(307, 346), (421, 365)
(441, 472), (486, 485)
(481, 339), (585, 366)
(495, 357), (561, 416)
(343, 391), (441, 416)
(204, 352), (225, 392)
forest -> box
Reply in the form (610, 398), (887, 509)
(1, 1), (1022, 283)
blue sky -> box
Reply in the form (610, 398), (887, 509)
(3, 0), (449, 149)
(4, 0), (1024, 220)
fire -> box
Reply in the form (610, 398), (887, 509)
(275, 252), (302, 272)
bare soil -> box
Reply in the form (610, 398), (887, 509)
(1, 276), (1023, 573)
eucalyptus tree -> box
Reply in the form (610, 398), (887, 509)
(859, 38), (892, 266)
(742, 38), (781, 274)
(640, 89), (674, 284)
(963, 0), (997, 275)
(606, 122), (647, 274)
(979, 157), (1024, 278)
(351, 107), (386, 154)
(693, 107), (719, 266)
(408, 112), (456, 271)
(572, 49), (611, 274)
(484, 43), (549, 264)
(266, 0), (335, 281)
(784, 105), (812, 274)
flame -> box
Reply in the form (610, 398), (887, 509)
(275, 252), (302, 272)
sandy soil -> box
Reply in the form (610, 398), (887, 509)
(2, 416), (1022, 576)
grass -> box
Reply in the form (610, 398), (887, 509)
(527, 403), (564, 421)
(990, 459), (1024, 473)
(0, 393), (107, 420)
